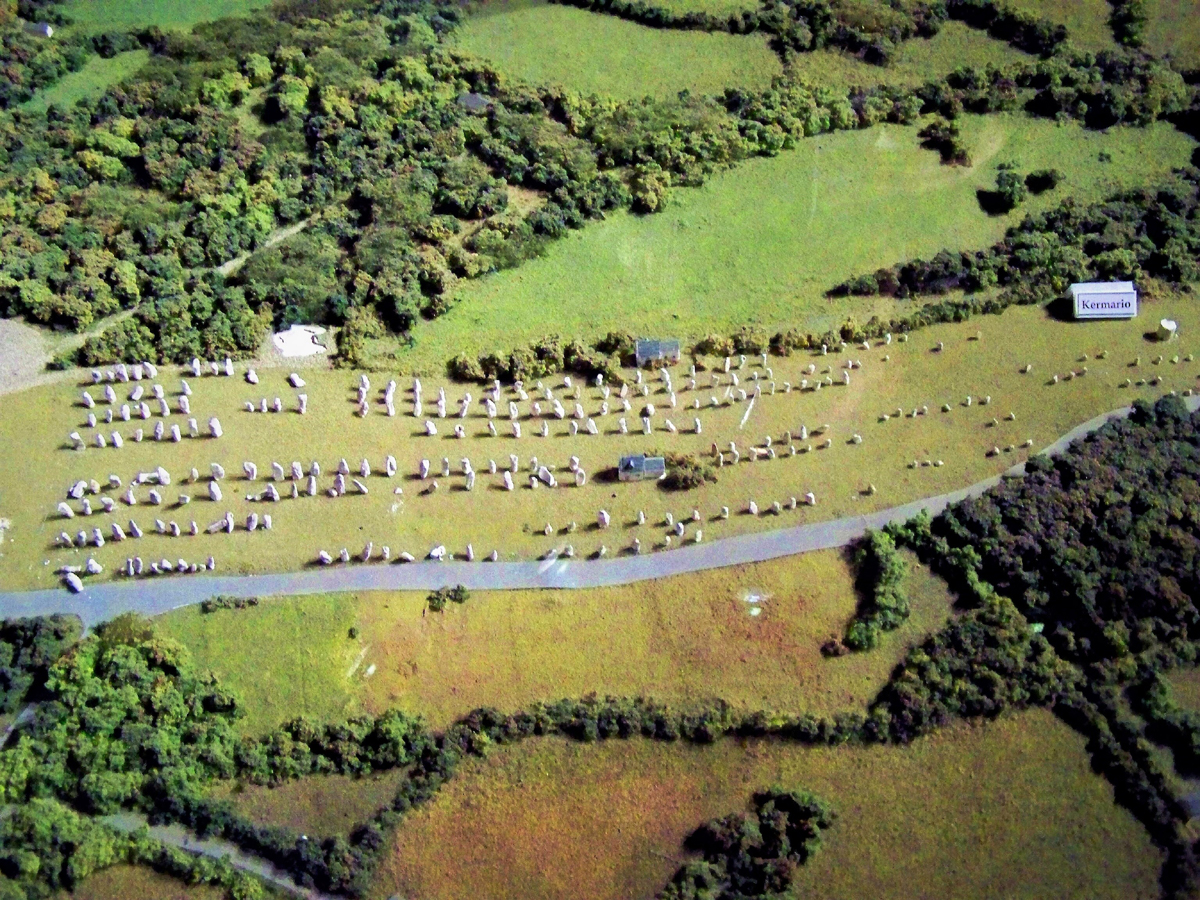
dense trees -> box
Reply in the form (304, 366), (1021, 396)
(658, 788), (835, 900)
(0, 0), (1189, 370)
(0, 615), (79, 713)
(880, 396), (1200, 897)
(842, 529), (910, 651)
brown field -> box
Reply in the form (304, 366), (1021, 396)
(55, 865), (228, 900)
(372, 709), (1162, 900)
(1142, 0), (1200, 68)
(1006, 0), (1118, 52)
(162, 548), (955, 733)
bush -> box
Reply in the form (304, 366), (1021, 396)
(659, 788), (835, 900)
(199, 596), (261, 614)
(427, 584), (469, 612)
(659, 451), (717, 491)
(1025, 168), (1063, 194)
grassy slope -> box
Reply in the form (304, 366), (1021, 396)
(55, 866), (228, 900)
(1141, 0), (1200, 69)
(450, 1), (781, 99)
(159, 549), (955, 732)
(786, 20), (1031, 89)
(57, 0), (272, 34)
(20, 50), (150, 114)
(7, 297), (1200, 591)
(374, 709), (1161, 900)
(1005, 0), (1118, 53)
(398, 114), (1194, 372)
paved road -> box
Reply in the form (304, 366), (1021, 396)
(0, 399), (1187, 629)
(102, 813), (338, 900)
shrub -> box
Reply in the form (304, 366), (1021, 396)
(659, 451), (717, 491)
(427, 584), (469, 612)
(199, 596), (261, 614)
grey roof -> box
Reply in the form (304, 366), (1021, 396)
(619, 454), (666, 476)
(635, 339), (680, 361)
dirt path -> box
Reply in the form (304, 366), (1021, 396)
(101, 812), (339, 900)
(215, 217), (314, 278)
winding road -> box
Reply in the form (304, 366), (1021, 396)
(0, 398), (1189, 629)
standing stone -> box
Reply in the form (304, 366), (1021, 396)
(208, 417), (222, 438)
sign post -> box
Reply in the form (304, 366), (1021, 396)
(1069, 282), (1138, 319)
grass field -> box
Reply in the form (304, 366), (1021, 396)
(393, 114), (1193, 372)
(57, 0), (272, 34)
(785, 20), (1031, 90)
(1141, 0), (1200, 69)
(451, 1), (782, 99)
(210, 769), (410, 836)
(5, 296), (1200, 592)
(1005, 0), (1118, 53)
(373, 709), (1161, 900)
(159, 549), (955, 732)
(56, 865), (229, 900)
(20, 51), (149, 115)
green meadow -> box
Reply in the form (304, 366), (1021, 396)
(20, 51), (149, 114)
(57, 0), (272, 33)
(389, 114), (1194, 373)
(1006, 0), (1119, 52)
(451, 1), (782, 99)
(785, 20), (1031, 90)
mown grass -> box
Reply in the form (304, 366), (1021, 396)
(6, 296), (1200, 592)
(162, 595), (362, 736)
(373, 709), (1161, 900)
(1005, 0), (1118, 53)
(159, 549), (955, 731)
(55, 865), (228, 900)
(393, 114), (1193, 372)
(210, 769), (411, 837)
(785, 20), (1030, 90)
(57, 0), (272, 34)
(451, 1), (782, 99)
(20, 50), (149, 115)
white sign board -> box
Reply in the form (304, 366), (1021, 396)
(1069, 282), (1137, 319)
